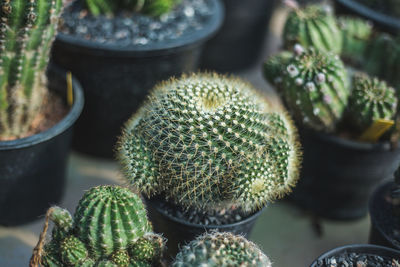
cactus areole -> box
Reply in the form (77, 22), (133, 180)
(118, 73), (301, 214)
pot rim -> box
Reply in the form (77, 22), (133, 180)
(55, 0), (224, 56)
(309, 244), (400, 266)
(0, 66), (84, 150)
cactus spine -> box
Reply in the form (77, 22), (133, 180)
(39, 185), (165, 266)
(0, 0), (64, 139)
(118, 73), (301, 213)
(172, 232), (271, 267)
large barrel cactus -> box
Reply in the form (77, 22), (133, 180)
(118, 73), (301, 213)
(172, 232), (271, 267)
(283, 4), (342, 54)
(35, 185), (165, 266)
(0, 0), (64, 140)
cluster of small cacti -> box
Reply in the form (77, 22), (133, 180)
(0, 0), (64, 140)
(84, 0), (180, 16)
(118, 73), (301, 213)
(172, 232), (271, 267)
(39, 185), (165, 266)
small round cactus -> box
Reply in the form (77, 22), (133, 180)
(283, 4), (342, 54)
(264, 46), (350, 132)
(172, 232), (272, 267)
(60, 236), (89, 266)
(345, 73), (398, 133)
(118, 73), (301, 213)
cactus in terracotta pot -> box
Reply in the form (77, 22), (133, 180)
(0, 0), (65, 140)
(32, 185), (165, 267)
(172, 232), (271, 267)
(117, 73), (301, 213)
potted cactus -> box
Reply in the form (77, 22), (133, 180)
(30, 185), (166, 266)
(51, 0), (224, 158)
(264, 45), (400, 220)
(0, 0), (84, 225)
(173, 232), (272, 266)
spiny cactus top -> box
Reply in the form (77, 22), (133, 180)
(118, 73), (301, 213)
(283, 4), (342, 54)
(84, 0), (180, 16)
(40, 185), (165, 266)
(0, 0), (64, 139)
(172, 232), (271, 267)
(264, 46), (350, 132)
(346, 73), (398, 133)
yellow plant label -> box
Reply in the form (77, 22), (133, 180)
(67, 72), (73, 107)
(359, 119), (395, 142)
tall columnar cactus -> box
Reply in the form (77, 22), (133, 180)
(264, 46), (350, 132)
(172, 232), (271, 267)
(345, 73), (398, 134)
(283, 4), (342, 54)
(0, 0), (64, 139)
(37, 185), (165, 266)
(84, 0), (180, 16)
(118, 73), (301, 213)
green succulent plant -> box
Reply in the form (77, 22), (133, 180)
(345, 73), (398, 134)
(172, 232), (271, 267)
(84, 0), (180, 16)
(37, 185), (165, 266)
(283, 4), (342, 54)
(118, 73), (301, 213)
(0, 0), (64, 140)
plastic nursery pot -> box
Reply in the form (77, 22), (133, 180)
(51, 0), (224, 159)
(200, 0), (277, 72)
(369, 181), (400, 250)
(309, 244), (400, 267)
(289, 128), (400, 221)
(334, 0), (400, 34)
(0, 66), (84, 226)
(143, 196), (264, 260)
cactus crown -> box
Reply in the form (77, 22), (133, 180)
(0, 0), (64, 139)
(172, 232), (272, 267)
(118, 73), (301, 213)
(84, 0), (180, 16)
(40, 185), (165, 266)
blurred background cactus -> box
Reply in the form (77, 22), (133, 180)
(34, 185), (165, 266)
(118, 73), (301, 213)
(172, 232), (271, 267)
(0, 0), (64, 140)
(84, 0), (181, 16)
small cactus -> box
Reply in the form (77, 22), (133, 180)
(264, 46), (350, 132)
(118, 73), (301, 213)
(345, 73), (398, 134)
(283, 4), (342, 54)
(37, 185), (165, 266)
(0, 0), (65, 139)
(172, 232), (272, 267)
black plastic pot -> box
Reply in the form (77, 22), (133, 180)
(309, 244), (400, 267)
(143, 197), (264, 260)
(369, 181), (400, 250)
(200, 0), (276, 72)
(51, 0), (223, 159)
(0, 67), (84, 226)
(290, 128), (400, 220)
(334, 0), (400, 34)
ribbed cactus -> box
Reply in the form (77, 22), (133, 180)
(172, 232), (271, 267)
(84, 0), (180, 16)
(264, 46), (350, 132)
(345, 73), (398, 133)
(283, 4), (342, 54)
(118, 73), (301, 213)
(0, 0), (64, 140)
(39, 185), (165, 266)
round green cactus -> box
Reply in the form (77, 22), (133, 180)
(172, 232), (271, 267)
(263, 51), (293, 88)
(41, 241), (62, 267)
(346, 73), (398, 133)
(283, 4), (342, 54)
(49, 207), (73, 243)
(110, 250), (130, 267)
(60, 236), (89, 266)
(118, 73), (301, 213)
